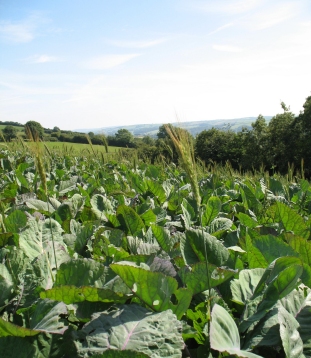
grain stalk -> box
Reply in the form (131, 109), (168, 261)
(25, 126), (58, 276)
(164, 124), (201, 206)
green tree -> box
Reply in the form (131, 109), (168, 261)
(2, 125), (19, 141)
(25, 120), (44, 140)
(115, 129), (134, 147)
(241, 115), (269, 171)
(195, 128), (241, 169)
(266, 103), (296, 173)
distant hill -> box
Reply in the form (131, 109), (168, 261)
(76, 116), (272, 137)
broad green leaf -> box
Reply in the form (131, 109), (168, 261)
(268, 202), (308, 238)
(41, 285), (125, 304)
(26, 199), (55, 213)
(74, 222), (94, 254)
(29, 299), (68, 334)
(74, 304), (184, 358)
(242, 233), (267, 269)
(0, 318), (40, 337)
(4, 210), (27, 233)
(0, 329), (77, 358)
(140, 209), (157, 226)
(151, 225), (174, 252)
(0, 263), (14, 306)
(209, 218), (233, 235)
(179, 261), (236, 294)
(19, 218), (69, 269)
(145, 179), (167, 204)
(278, 307), (303, 358)
(231, 268), (265, 306)
(54, 259), (116, 287)
(237, 212), (258, 229)
(252, 235), (298, 264)
(202, 196), (221, 226)
(210, 304), (261, 358)
(116, 205), (145, 237)
(284, 234), (311, 266)
(58, 177), (78, 195)
(110, 263), (192, 319)
(240, 257), (303, 332)
(180, 229), (230, 266)
(240, 182), (262, 215)
(242, 308), (281, 350)
(280, 285), (311, 349)
(90, 194), (114, 221)
(92, 351), (150, 358)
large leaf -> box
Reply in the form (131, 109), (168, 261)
(41, 285), (125, 304)
(29, 299), (68, 334)
(240, 257), (303, 332)
(54, 259), (116, 287)
(91, 194), (114, 221)
(201, 196), (222, 226)
(110, 263), (192, 319)
(179, 261), (236, 295)
(19, 218), (69, 269)
(0, 263), (14, 306)
(278, 307), (303, 358)
(151, 224), (175, 253)
(180, 229), (230, 266)
(25, 199), (55, 213)
(92, 351), (150, 357)
(0, 329), (77, 357)
(210, 304), (262, 358)
(116, 205), (145, 236)
(252, 235), (298, 264)
(74, 304), (184, 358)
(145, 179), (167, 204)
(280, 285), (311, 350)
(268, 202), (308, 238)
(0, 318), (40, 337)
(4, 210), (27, 233)
(231, 268), (265, 306)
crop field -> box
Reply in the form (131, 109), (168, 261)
(0, 143), (311, 358)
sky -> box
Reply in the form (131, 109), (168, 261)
(1, 0), (311, 130)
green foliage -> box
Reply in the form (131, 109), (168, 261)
(1, 147), (311, 357)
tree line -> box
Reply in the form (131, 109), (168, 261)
(1, 95), (311, 176)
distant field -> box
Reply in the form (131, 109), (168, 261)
(0, 125), (24, 131)
(1, 141), (129, 157)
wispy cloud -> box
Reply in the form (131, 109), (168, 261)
(83, 54), (140, 70)
(0, 13), (48, 43)
(251, 3), (297, 30)
(213, 44), (243, 52)
(190, 0), (263, 15)
(0, 20), (35, 42)
(208, 23), (234, 36)
(25, 54), (63, 63)
(106, 38), (167, 48)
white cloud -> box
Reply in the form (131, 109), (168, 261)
(83, 54), (140, 70)
(251, 2), (297, 30)
(0, 21), (35, 42)
(106, 38), (167, 48)
(213, 44), (243, 52)
(208, 23), (234, 35)
(25, 55), (62, 63)
(190, 0), (263, 15)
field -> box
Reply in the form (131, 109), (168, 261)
(0, 142), (311, 358)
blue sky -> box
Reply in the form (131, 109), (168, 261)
(1, 0), (311, 130)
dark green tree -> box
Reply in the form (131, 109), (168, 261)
(25, 120), (44, 140)
(115, 129), (134, 147)
(266, 103), (296, 173)
(2, 125), (19, 141)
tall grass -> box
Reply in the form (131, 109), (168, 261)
(164, 124), (201, 206)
